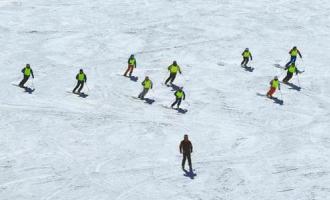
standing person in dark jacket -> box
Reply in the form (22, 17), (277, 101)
(124, 54), (136, 77)
(171, 87), (185, 109)
(73, 69), (87, 94)
(19, 64), (34, 88)
(179, 134), (193, 171)
(165, 61), (182, 85)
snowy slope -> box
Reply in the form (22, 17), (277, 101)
(1, 0), (330, 199)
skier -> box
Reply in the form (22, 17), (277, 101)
(165, 61), (181, 85)
(285, 46), (302, 67)
(179, 134), (193, 171)
(138, 76), (153, 99)
(171, 87), (185, 109)
(282, 63), (302, 83)
(123, 54), (136, 77)
(72, 69), (87, 94)
(267, 76), (281, 98)
(241, 48), (253, 67)
(19, 64), (34, 88)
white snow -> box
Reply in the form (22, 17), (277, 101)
(1, 0), (330, 199)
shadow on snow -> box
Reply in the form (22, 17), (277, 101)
(256, 93), (283, 105)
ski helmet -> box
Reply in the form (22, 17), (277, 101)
(26, 64), (30, 68)
(173, 61), (177, 65)
(274, 76), (278, 80)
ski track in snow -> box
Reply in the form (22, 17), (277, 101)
(1, 0), (330, 199)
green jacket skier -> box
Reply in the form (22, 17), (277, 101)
(73, 69), (87, 93)
(171, 87), (185, 108)
(241, 48), (253, 67)
(124, 54), (137, 77)
(165, 61), (182, 85)
(19, 64), (34, 88)
(138, 76), (153, 99)
(282, 63), (302, 83)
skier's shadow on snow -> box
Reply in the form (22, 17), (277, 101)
(130, 76), (138, 82)
(170, 84), (180, 91)
(285, 82), (301, 91)
(144, 98), (155, 104)
(24, 87), (35, 94)
(175, 108), (188, 114)
(78, 93), (89, 98)
(270, 97), (284, 105)
(183, 169), (197, 179)
(256, 93), (283, 106)
(244, 66), (254, 72)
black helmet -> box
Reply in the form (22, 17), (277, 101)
(173, 61), (177, 65)
(130, 54), (134, 57)
(26, 64), (30, 68)
(79, 69), (83, 72)
(293, 46), (297, 49)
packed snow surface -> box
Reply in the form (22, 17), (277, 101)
(1, 0), (330, 199)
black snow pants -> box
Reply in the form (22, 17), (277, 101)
(282, 72), (294, 83)
(241, 57), (249, 66)
(182, 153), (192, 170)
(73, 81), (84, 93)
(165, 73), (177, 85)
(171, 98), (182, 108)
(19, 75), (30, 87)
(138, 88), (149, 99)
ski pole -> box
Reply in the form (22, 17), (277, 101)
(85, 83), (90, 93)
(297, 73), (301, 88)
(279, 88), (283, 101)
(31, 78), (35, 89)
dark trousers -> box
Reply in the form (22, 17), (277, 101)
(19, 75), (29, 87)
(171, 98), (182, 108)
(182, 153), (192, 170)
(124, 65), (134, 76)
(138, 88), (149, 99)
(73, 81), (84, 93)
(282, 72), (293, 83)
(241, 57), (249, 66)
(165, 73), (177, 85)
(285, 56), (297, 67)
